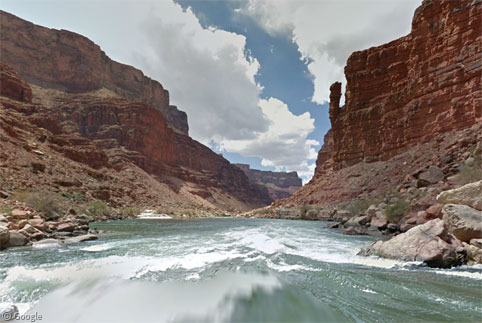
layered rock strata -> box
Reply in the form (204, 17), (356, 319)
(0, 10), (188, 134)
(281, 0), (482, 206)
(234, 164), (302, 200)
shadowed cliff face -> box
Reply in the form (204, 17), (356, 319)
(234, 164), (302, 201)
(283, 0), (482, 206)
(0, 10), (188, 135)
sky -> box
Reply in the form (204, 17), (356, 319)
(0, 0), (420, 183)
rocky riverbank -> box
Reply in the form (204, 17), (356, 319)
(358, 180), (482, 268)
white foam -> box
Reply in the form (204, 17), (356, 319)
(80, 243), (113, 252)
(432, 269), (482, 280)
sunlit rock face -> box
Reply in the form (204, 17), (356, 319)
(278, 0), (481, 206)
(0, 10), (188, 134)
(0, 10), (274, 211)
(328, 0), (481, 170)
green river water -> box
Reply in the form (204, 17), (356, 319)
(0, 218), (481, 322)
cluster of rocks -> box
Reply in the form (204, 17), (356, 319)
(358, 180), (482, 268)
(0, 202), (99, 250)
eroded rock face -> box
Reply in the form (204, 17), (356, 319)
(274, 0), (481, 208)
(330, 0), (481, 169)
(0, 10), (188, 134)
(442, 204), (482, 242)
(234, 164), (302, 201)
(0, 61), (272, 211)
(358, 219), (464, 268)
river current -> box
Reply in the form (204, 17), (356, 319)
(1, 218), (481, 322)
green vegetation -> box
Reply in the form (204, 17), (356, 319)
(13, 190), (63, 219)
(454, 156), (482, 185)
(0, 208), (12, 217)
(118, 207), (141, 218)
(345, 197), (380, 215)
(86, 201), (111, 217)
(385, 200), (411, 223)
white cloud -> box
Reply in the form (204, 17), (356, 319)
(219, 98), (319, 182)
(240, 0), (421, 104)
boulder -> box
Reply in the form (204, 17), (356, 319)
(358, 219), (464, 268)
(56, 222), (75, 232)
(0, 214), (8, 223)
(32, 239), (65, 249)
(28, 218), (47, 231)
(11, 209), (29, 219)
(416, 166), (444, 187)
(0, 225), (10, 250)
(370, 215), (388, 230)
(65, 234), (98, 244)
(324, 222), (340, 229)
(463, 242), (482, 264)
(436, 180), (482, 211)
(367, 205), (379, 218)
(345, 215), (371, 227)
(7, 231), (28, 247)
(470, 238), (482, 249)
(442, 204), (482, 242)
(341, 226), (367, 235)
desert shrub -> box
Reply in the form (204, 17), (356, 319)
(13, 191), (62, 219)
(346, 197), (380, 215)
(454, 156), (482, 185)
(0, 208), (12, 217)
(385, 200), (411, 223)
(86, 201), (111, 217)
(119, 207), (141, 217)
(299, 204), (322, 218)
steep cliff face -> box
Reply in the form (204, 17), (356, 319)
(329, 0), (481, 170)
(1, 62), (272, 212)
(0, 10), (188, 135)
(278, 0), (481, 207)
(234, 164), (302, 201)
(0, 11), (273, 211)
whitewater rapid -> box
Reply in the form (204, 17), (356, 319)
(1, 218), (481, 322)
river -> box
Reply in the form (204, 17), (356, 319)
(1, 218), (481, 322)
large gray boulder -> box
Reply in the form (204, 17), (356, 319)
(436, 180), (482, 211)
(65, 234), (98, 244)
(345, 215), (371, 227)
(416, 166), (444, 187)
(7, 231), (28, 247)
(0, 225), (9, 250)
(32, 239), (65, 249)
(442, 204), (482, 242)
(358, 219), (464, 268)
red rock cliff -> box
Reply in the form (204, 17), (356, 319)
(277, 0), (481, 207)
(0, 11), (273, 211)
(234, 164), (302, 200)
(326, 0), (481, 170)
(0, 10), (188, 135)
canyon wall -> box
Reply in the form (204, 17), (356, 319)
(0, 10), (188, 135)
(327, 0), (481, 170)
(234, 164), (302, 200)
(281, 0), (482, 206)
(0, 11), (273, 211)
